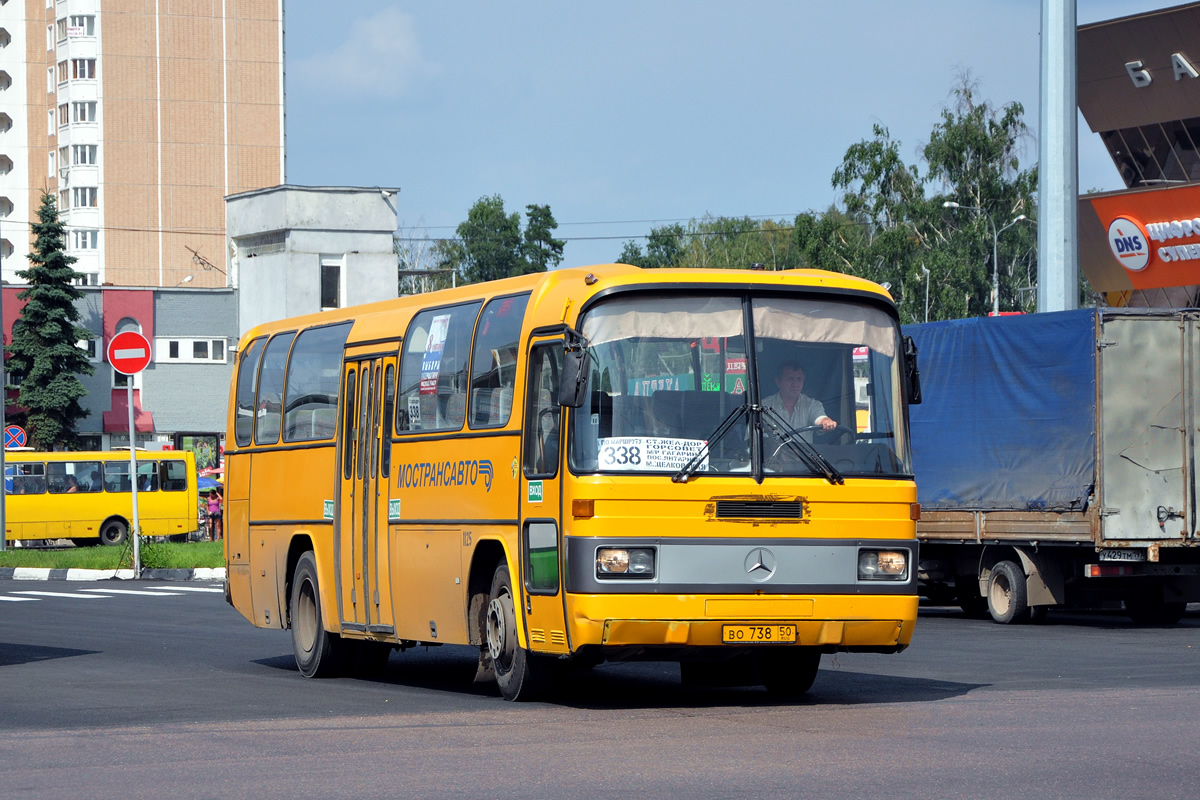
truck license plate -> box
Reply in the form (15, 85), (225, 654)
(1100, 549), (1147, 562)
(722, 624), (797, 644)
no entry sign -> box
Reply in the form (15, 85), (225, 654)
(107, 331), (152, 375)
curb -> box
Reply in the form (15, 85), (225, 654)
(0, 567), (226, 582)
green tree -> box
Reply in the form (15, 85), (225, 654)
(447, 196), (566, 285)
(802, 74), (1038, 323)
(521, 204), (565, 273)
(6, 192), (95, 450)
(456, 194), (523, 284)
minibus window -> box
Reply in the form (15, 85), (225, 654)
(234, 338), (265, 447)
(469, 293), (529, 429)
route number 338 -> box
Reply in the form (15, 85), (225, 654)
(601, 445), (642, 467)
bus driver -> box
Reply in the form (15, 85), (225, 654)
(761, 361), (837, 435)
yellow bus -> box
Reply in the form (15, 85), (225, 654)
(3, 450), (200, 546)
(224, 264), (922, 700)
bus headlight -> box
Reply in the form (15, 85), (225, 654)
(596, 547), (655, 578)
(858, 549), (908, 581)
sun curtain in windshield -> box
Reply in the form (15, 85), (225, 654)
(568, 293), (911, 478)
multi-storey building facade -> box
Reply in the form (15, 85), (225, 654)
(0, 0), (283, 457)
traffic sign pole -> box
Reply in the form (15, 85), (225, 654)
(128, 380), (140, 578)
(107, 330), (151, 579)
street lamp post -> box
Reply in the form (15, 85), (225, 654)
(920, 263), (930, 323)
(943, 201), (1027, 316)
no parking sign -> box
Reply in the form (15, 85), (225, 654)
(3, 425), (26, 449)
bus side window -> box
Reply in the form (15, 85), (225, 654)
(469, 293), (529, 429)
(283, 322), (352, 443)
(397, 302), (482, 433)
(523, 344), (562, 477)
(137, 463), (159, 492)
(234, 338), (265, 447)
(12, 463), (47, 494)
(255, 332), (296, 446)
(342, 369), (357, 480)
(105, 463), (131, 493)
(161, 460), (187, 491)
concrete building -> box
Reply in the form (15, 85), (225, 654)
(1077, 3), (1200, 307)
(0, 0), (283, 464)
(0, 0), (284, 288)
(226, 185), (401, 336)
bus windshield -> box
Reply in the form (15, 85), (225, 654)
(569, 292), (912, 478)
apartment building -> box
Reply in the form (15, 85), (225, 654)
(0, 0), (283, 455)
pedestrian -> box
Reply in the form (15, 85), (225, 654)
(206, 489), (223, 541)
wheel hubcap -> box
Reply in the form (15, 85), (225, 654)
(297, 581), (317, 653)
(486, 592), (514, 670)
(991, 575), (1011, 616)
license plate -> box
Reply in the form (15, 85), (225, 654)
(1100, 549), (1147, 562)
(722, 624), (797, 644)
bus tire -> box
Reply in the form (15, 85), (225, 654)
(987, 560), (1028, 624)
(486, 562), (550, 701)
(756, 647), (821, 698)
(99, 519), (128, 547)
(290, 551), (344, 678)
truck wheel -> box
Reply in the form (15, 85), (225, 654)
(987, 560), (1029, 624)
(290, 551), (345, 678)
(1125, 594), (1187, 625)
(486, 562), (551, 701)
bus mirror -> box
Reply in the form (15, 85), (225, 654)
(559, 333), (591, 408)
(902, 335), (922, 405)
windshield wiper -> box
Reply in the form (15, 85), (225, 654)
(760, 406), (845, 485)
(672, 403), (749, 483)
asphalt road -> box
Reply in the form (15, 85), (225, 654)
(2, 581), (1198, 799)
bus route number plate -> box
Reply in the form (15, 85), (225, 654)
(722, 624), (797, 644)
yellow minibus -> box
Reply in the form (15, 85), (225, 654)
(225, 264), (922, 699)
(4, 450), (199, 545)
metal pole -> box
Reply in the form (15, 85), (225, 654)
(921, 264), (930, 323)
(128, 381), (140, 578)
(1037, 0), (1079, 312)
(991, 216), (1000, 317)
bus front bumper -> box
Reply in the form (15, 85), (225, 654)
(568, 593), (918, 652)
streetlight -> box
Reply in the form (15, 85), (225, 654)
(920, 264), (930, 323)
(943, 201), (1028, 316)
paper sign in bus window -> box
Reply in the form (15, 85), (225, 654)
(598, 436), (708, 472)
(419, 313), (451, 396)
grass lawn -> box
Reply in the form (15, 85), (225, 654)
(0, 540), (225, 570)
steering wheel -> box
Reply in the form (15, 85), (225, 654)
(816, 424), (858, 445)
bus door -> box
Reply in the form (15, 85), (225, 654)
(336, 353), (397, 634)
(518, 338), (571, 654)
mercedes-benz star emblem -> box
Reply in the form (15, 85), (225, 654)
(744, 547), (777, 582)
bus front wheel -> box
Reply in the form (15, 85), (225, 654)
(290, 551), (344, 678)
(486, 562), (551, 701)
(99, 519), (128, 547)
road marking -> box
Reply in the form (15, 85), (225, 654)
(166, 586), (224, 593)
(0, 595), (36, 601)
(11, 591), (109, 599)
(79, 588), (183, 597)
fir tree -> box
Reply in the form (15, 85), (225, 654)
(6, 192), (94, 450)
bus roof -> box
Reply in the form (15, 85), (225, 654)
(237, 263), (897, 349)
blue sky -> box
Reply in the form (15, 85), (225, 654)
(284, 0), (1171, 268)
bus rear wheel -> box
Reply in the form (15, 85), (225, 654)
(486, 562), (551, 701)
(290, 551), (345, 678)
(99, 519), (128, 547)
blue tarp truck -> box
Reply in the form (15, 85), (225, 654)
(905, 308), (1200, 624)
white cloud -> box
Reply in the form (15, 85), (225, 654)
(290, 7), (438, 98)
